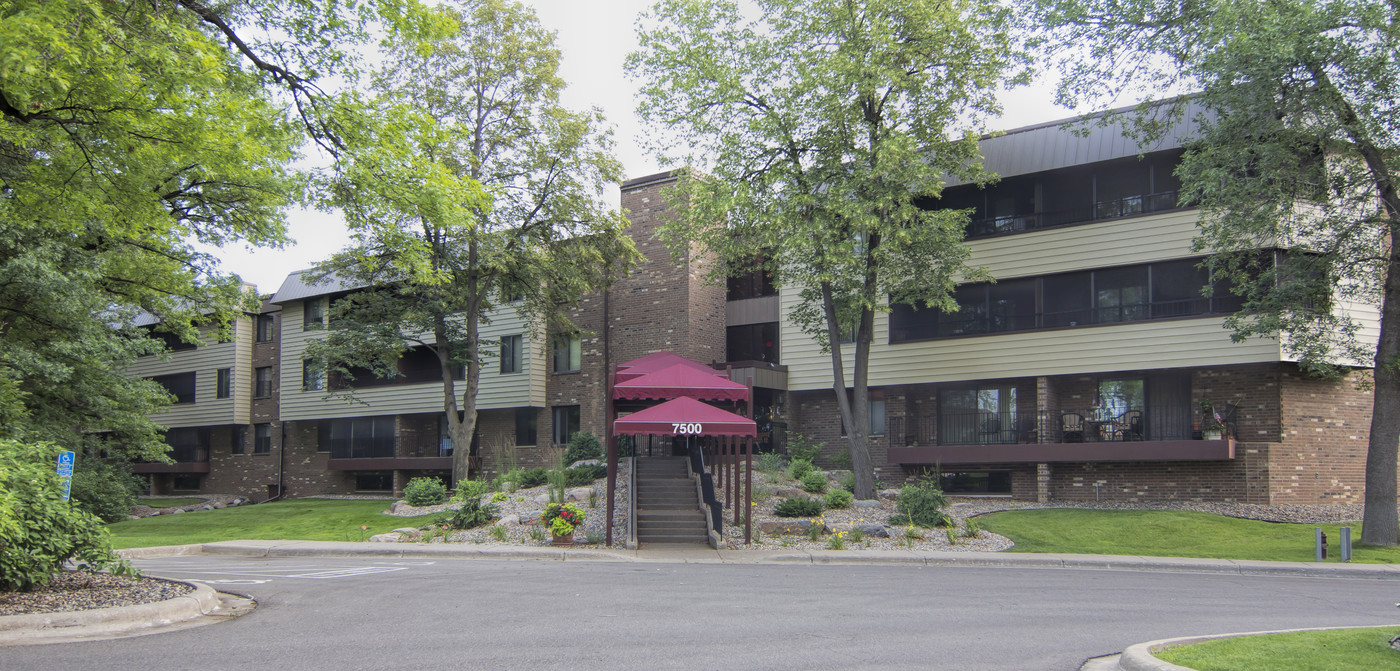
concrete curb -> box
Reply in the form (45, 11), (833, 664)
(0, 579), (219, 646)
(115, 544), (206, 560)
(122, 541), (1400, 580)
(1116, 624), (1400, 671)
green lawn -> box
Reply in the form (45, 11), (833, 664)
(108, 499), (437, 549)
(1156, 627), (1400, 671)
(137, 497), (206, 507)
(977, 509), (1400, 563)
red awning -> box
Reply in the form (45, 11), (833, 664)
(613, 396), (757, 437)
(613, 363), (750, 402)
(615, 351), (720, 383)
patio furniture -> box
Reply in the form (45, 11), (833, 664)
(1061, 413), (1085, 443)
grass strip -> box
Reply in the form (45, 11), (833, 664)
(1155, 627), (1400, 671)
(108, 499), (436, 549)
(977, 509), (1400, 563)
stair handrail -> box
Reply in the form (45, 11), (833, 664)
(686, 440), (723, 536)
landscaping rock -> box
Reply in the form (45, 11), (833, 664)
(877, 488), (900, 501)
(565, 487), (592, 503)
(570, 459), (602, 468)
(211, 502), (225, 509)
(496, 514), (520, 527)
(392, 527), (422, 541)
(851, 499), (882, 509)
(368, 532), (403, 543)
(171, 508), (184, 514)
(857, 524), (891, 538)
(771, 486), (806, 498)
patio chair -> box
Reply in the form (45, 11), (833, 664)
(1119, 410), (1144, 441)
(1061, 413), (1085, 443)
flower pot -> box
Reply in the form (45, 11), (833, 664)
(551, 532), (574, 547)
(1203, 430), (1223, 441)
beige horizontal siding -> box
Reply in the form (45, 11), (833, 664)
(128, 317), (252, 427)
(965, 210), (1202, 280)
(279, 300), (543, 421)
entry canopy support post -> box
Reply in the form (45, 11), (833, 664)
(605, 363), (617, 547)
(745, 436), (753, 545)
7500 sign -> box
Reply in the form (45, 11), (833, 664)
(671, 423), (703, 435)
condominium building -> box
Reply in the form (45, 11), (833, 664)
(131, 107), (1381, 505)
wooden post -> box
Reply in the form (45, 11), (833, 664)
(745, 436), (753, 544)
(605, 363), (616, 547)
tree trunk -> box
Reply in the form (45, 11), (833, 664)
(1359, 184), (1400, 545)
(821, 282), (876, 499)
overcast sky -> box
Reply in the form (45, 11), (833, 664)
(219, 0), (1072, 293)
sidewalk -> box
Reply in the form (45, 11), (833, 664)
(122, 540), (1400, 579)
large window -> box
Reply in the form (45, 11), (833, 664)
(726, 257), (777, 300)
(303, 298), (324, 330)
(231, 426), (246, 455)
(938, 385), (1021, 445)
(320, 417), (397, 459)
(438, 415), (479, 457)
(552, 405), (580, 445)
(516, 408), (538, 446)
(216, 368), (231, 399)
(163, 427), (209, 462)
(726, 322), (779, 363)
(254, 366), (273, 398)
(151, 372), (196, 404)
(256, 313), (276, 342)
(500, 335), (522, 374)
(302, 359), (324, 391)
(253, 423), (272, 454)
(553, 334), (580, 373)
(891, 257), (1248, 343)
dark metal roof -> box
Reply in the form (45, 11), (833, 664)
(269, 269), (363, 304)
(947, 99), (1208, 187)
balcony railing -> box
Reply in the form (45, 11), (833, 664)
(889, 409), (1212, 447)
(966, 190), (1181, 239)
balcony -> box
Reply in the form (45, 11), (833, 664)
(327, 456), (478, 471)
(965, 190), (1181, 239)
(886, 410), (1235, 466)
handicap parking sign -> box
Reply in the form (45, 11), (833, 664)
(56, 450), (75, 477)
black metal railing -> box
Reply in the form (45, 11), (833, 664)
(966, 190), (1181, 240)
(687, 440), (722, 535)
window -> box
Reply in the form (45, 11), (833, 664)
(256, 313), (276, 342)
(726, 322), (779, 363)
(840, 391), (885, 437)
(939, 385), (1020, 445)
(1097, 378), (1145, 417)
(216, 368), (231, 399)
(164, 427), (209, 463)
(552, 405), (580, 445)
(319, 417), (397, 459)
(355, 471), (393, 492)
(254, 366), (273, 398)
(438, 415), (479, 457)
(726, 256), (777, 300)
(171, 474), (202, 491)
(553, 334), (580, 373)
(231, 426), (246, 455)
(1094, 266), (1149, 323)
(151, 372), (196, 404)
(302, 359), (324, 391)
(516, 407), (538, 446)
(303, 298), (324, 330)
(500, 335), (522, 374)
(253, 423), (272, 454)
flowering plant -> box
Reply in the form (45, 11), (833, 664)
(1199, 399), (1226, 432)
(540, 502), (586, 536)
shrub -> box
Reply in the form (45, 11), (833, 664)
(887, 513), (910, 526)
(824, 488), (854, 509)
(438, 499), (498, 530)
(70, 458), (145, 523)
(830, 449), (853, 470)
(756, 452), (786, 477)
(788, 458), (815, 480)
(785, 432), (823, 463)
(773, 497), (824, 518)
(800, 471), (827, 493)
(963, 518), (980, 538)
(896, 478), (952, 528)
(563, 432), (602, 465)
(565, 463), (607, 487)
(490, 491), (508, 503)
(840, 472), (855, 493)
(451, 479), (490, 503)
(0, 440), (133, 590)
(514, 467), (550, 489)
(403, 477), (447, 506)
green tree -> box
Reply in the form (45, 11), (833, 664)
(0, 0), (431, 457)
(629, 0), (1027, 498)
(309, 0), (639, 484)
(1026, 0), (1400, 543)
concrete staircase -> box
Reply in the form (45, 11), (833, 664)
(634, 456), (709, 545)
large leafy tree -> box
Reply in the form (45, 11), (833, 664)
(629, 0), (1026, 498)
(0, 0), (423, 457)
(309, 0), (638, 484)
(1026, 0), (1400, 543)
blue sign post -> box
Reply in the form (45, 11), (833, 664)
(56, 450), (75, 501)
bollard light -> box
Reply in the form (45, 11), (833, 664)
(1315, 527), (1327, 562)
(1341, 527), (1352, 562)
